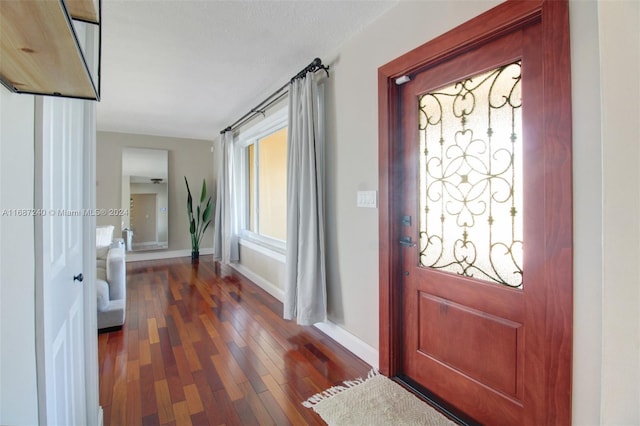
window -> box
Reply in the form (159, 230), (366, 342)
(419, 61), (523, 287)
(247, 127), (287, 240)
(236, 108), (288, 253)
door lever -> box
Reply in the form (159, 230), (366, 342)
(399, 236), (416, 247)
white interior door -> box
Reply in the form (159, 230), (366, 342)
(35, 96), (87, 425)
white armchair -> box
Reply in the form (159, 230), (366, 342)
(96, 226), (126, 330)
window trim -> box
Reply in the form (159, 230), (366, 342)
(235, 107), (288, 254)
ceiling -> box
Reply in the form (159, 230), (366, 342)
(96, 0), (398, 142)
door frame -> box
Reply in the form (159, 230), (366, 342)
(378, 0), (573, 423)
(82, 97), (101, 426)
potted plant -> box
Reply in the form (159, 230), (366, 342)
(184, 177), (213, 262)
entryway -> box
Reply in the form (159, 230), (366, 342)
(378, 1), (573, 424)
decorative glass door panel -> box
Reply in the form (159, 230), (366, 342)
(418, 61), (523, 288)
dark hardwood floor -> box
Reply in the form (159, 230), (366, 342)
(98, 255), (371, 425)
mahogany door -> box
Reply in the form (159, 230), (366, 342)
(379, 2), (573, 425)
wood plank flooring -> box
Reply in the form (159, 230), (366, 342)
(98, 255), (371, 425)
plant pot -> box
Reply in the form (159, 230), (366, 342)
(191, 250), (199, 263)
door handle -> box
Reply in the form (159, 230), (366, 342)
(399, 236), (416, 247)
(73, 273), (84, 283)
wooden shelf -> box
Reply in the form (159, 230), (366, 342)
(0, 0), (99, 100)
(66, 0), (99, 24)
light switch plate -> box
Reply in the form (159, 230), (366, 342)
(357, 190), (378, 208)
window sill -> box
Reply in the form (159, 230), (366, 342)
(239, 236), (286, 263)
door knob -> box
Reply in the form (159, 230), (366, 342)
(73, 273), (84, 282)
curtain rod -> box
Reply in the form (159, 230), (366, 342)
(220, 57), (329, 135)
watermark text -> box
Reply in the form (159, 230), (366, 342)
(2, 208), (129, 217)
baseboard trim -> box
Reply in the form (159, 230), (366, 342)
(228, 262), (379, 370)
(125, 248), (213, 262)
(230, 263), (285, 302)
(313, 321), (379, 369)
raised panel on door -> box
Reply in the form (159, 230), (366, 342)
(416, 292), (523, 397)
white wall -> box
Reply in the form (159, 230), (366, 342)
(0, 88), (39, 425)
(597, 1), (640, 423)
(570, 2), (604, 423)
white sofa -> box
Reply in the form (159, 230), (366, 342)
(96, 226), (126, 330)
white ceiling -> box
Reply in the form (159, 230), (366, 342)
(96, 0), (398, 141)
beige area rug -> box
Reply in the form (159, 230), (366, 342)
(302, 370), (457, 426)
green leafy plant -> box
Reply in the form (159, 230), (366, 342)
(184, 177), (213, 255)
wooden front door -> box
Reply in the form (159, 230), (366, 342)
(379, 2), (573, 425)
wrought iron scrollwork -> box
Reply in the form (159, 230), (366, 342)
(418, 61), (523, 288)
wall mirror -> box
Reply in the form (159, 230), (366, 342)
(121, 148), (169, 251)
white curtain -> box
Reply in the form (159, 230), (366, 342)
(284, 72), (326, 326)
(213, 130), (240, 264)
